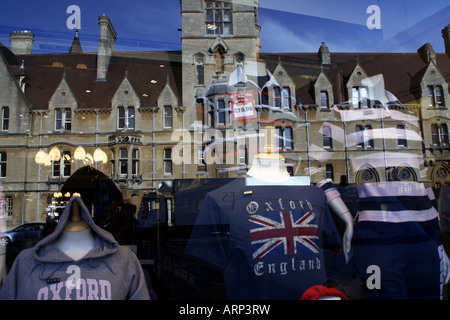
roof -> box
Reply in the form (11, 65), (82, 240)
(261, 51), (450, 105)
(11, 50), (182, 110)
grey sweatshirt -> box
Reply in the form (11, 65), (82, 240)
(0, 196), (150, 300)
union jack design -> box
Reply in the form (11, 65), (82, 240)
(249, 210), (319, 259)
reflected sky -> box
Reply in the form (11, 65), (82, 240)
(0, 0), (448, 54)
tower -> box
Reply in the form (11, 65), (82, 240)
(180, 0), (261, 126)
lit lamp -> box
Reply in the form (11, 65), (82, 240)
(49, 147), (61, 162)
(84, 153), (94, 165)
(35, 150), (48, 164)
(93, 147), (108, 164)
(74, 146), (86, 160)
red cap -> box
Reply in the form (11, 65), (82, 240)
(300, 285), (348, 300)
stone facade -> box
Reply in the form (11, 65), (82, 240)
(0, 0), (449, 228)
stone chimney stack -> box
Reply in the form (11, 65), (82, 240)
(97, 14), (117, 81)
(418, 42), (436, 65)
(318, 42), (331, 65)
(10, 30), (34, 55)
(442, 23), (450, 56)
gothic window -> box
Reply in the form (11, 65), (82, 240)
(55, 108), (71, 131)
(322, 124), (333, 149)
(352, 86), (368, 108)
(5, 196), (12, 217)
(131, 149), (139, 175)
(0, 152), (6, 178)
(356, 124), (374, 149)
(427, 85), (445, 107)
(217, 98), (230, 126)
(396, 124), (407, 147)
(282, 87), (291, 109)
(164, 106), (173, 129)
(119, 148), (128, 176)
(326, 164), (334, 180)
(52, 151), (71, 177)
(118, 106), (135, 130)
(276, 126), (293, 150)
(431, 123), (449, 147)
(205, 0), (232, 35)
(1, 107), (9, 131)
(273, 86), (281, 108)
(320, 91), (329, 108)
(197, 65), (204, 85)
(164, 148), (172, 175)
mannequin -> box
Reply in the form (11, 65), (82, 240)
(247, 126), (291, 183)
(185, 126), (354, 299)
(248, 127), (354, 263)
(55, 197), (95, 261)
(0, 195), (150, 300)
(324, 180), (450, 299)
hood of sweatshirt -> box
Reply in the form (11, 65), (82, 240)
(32, 196), (119, 266)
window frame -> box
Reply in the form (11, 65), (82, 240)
(164, 105), (173, 129)
(396, 124), (407, 147)
(205, 0), (232, 36)
(1, 106), (9, 131)
(276, 126), (294, 150)
(164, 148), (173, 175)
(117, 106), (135, 130)
(0, 151), (6, 178)
(356, 124), (374, 149)
(322, 124), (333, 149)
(55, 108), (71, 131)
(119, 148), (128, 176)
(52, 151), (71, 178)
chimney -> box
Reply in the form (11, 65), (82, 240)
(418, 42), (436, 65)
(443, 23), (450, 56)
(97, 14), (117, 81)
(10, 30), (34, 55)
(318, 42), (331, 65)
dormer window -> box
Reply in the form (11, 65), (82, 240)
(118, 106), (135, 130)
(1, 107), (9, 131)
(320, 91), (329, 108)
(55, 108), (71, 131)
(427, 85), (445, 107)
(352, 87), (368, 108)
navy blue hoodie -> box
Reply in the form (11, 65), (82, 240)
(0, 196), (150, 300)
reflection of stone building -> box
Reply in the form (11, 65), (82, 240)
(0, 1), (449, 227)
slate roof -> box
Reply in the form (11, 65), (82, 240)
(3, 39), (450, 110)
(261, 51), (450, 106)
(7, 49), (182, 111)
